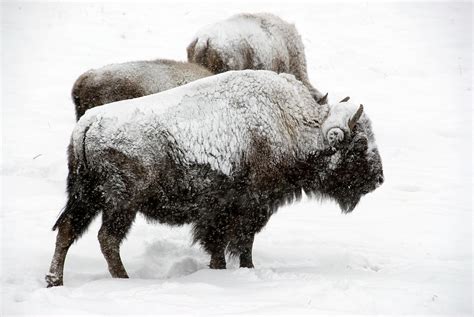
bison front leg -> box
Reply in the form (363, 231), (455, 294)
(194, 213), (230, 269)
(239, 234), (255, 268)
(206, 231), (227, 269)
(209, 250), (226, 269)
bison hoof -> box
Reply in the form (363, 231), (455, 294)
(240, 262), (254, 269)
(209, 262), (226, 269)
(45, 273), (62, 288)
(327, 128), (344, 146)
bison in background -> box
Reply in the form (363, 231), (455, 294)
(187, 13), (328, 104)
(72, 59), (212, 120)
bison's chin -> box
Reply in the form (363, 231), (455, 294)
(336, 196), (361, 214)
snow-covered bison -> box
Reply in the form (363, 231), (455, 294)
(46, 70), (383, 287)
(72, 59), (212, 120)
(187, 13), (328, 104)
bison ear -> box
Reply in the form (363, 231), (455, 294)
(340, 96), (350, 103)
(318, 93), (328, 105)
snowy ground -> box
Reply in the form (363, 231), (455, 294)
(1, 1), (472, 315)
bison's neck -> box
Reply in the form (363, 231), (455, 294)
(281, 147), (336, 198)
(240, 146), (333, 212)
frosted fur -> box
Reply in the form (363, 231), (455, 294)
(322, 104), (376, 150)
(192, 14), (283, 70)
(188, 13), (326, 102)
(322, 103), (359, 135)
(74, 70), (330, 176)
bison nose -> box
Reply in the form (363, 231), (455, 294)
(377, 175), (384, 185)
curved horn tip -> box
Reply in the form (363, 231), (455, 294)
(340, 96), (350, 103)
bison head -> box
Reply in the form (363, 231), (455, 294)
(316, 99), (384, 213)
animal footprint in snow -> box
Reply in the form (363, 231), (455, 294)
(327, 128), (344, 146)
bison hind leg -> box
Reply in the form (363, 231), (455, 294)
(46, 216), (76, 287)
(46, 173), (103, 287)
(98, 204), (137, 279)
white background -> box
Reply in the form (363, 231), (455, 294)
(1, 1), (472, 315)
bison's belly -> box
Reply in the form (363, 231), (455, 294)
(136, 162), (248, 226)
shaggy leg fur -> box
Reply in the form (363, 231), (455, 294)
(98, 209), (136, 278)
(227, 208), (270, 269)
(193, 209), (232, 269)
(206, 237), (228, 269)
(46, 219), (76, 287)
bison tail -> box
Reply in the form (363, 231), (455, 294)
(52, 193), (99, 236)
(52, 160), (102, 240)
(52, 208), (68, 231)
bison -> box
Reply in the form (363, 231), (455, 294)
(46, 70), (383, 287)
(187, 13), (328, 104)
(72, 59), (212, 120)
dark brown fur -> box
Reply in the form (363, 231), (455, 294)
(73, 73), (145, 119)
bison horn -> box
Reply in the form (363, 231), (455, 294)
(348, 104), (364, 130)
(318, 92), (328, 105)
(340, 96), (350, 102)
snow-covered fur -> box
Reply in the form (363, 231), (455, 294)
(46, 70), (383, 287)
(72, 59), (212, 120)
(187, 13), (327, 104)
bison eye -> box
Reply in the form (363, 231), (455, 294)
(349, 135), (368, 153)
